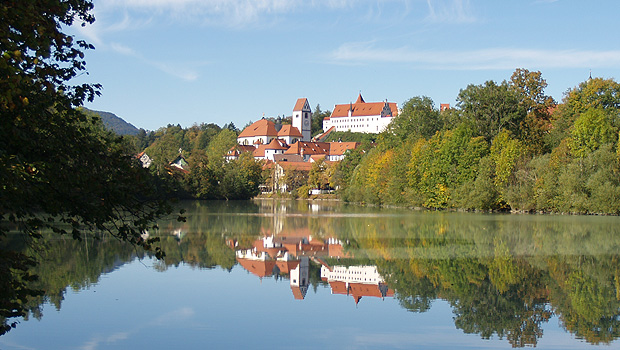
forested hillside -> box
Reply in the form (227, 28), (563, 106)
(83, 108), (140, 135)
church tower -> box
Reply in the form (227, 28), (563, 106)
(292, 98), (312, 141)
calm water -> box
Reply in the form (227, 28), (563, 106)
(1, 199), (620, 349)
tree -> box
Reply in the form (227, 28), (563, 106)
(385, 96), (441, 142)
(570, 108), (617, 158)
(457, 80), (526, 142)
(549, 77), (620, 149)
(0, 0), (173, 334)
(509, 68), (555, 153)
(311, 104), (331, 136)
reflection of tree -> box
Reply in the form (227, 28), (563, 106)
(5, 200), (620, 348)
(379, 259), (435, 313)
(445, 264), (550, 347)
(547, 256), (620, 344)
(330, 210), (620, 347)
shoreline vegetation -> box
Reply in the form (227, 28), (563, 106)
(131, 69), (620, 216)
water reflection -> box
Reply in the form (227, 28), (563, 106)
(229, 233), (394, 303)
(3, 199), (620, 348)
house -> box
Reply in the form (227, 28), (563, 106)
(283, 141), (330, 162)
(237, 118), (279, 145)
(166, 154), (189, 174)
(277, 124), (303, 144)
(136, 151), (152, 168)
(273, 161), (313, 193)
(322, 93), (399, 134)
(327, 142), (360, 161)
(225, 144), (256, 161)
(253, 138), (289, 161)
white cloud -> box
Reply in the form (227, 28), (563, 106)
(151, 307), (196, 326)
(97, 0), (302, 26)
(328, 41), (620, 70)
(425, 0), (476, 23)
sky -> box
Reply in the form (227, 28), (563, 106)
(70, 0), (620, 131)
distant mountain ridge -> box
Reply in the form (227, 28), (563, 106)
(85, 108), (140, 135)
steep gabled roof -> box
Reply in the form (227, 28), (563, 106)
(355, 93), (365, 104)
(238, 119), (278, 138)
(293, 98), (309, 111)
(278, 125), (303, 138)
(264, 138), (289, 150)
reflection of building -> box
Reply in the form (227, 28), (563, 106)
(231, 234), (346, 300)
(321, 265), (394, 305)
(230, 232), (393, 305)
(235, 244), (310, 300)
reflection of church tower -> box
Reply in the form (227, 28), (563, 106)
(290, 257), (310, 300)
(292, 98), (312, 142)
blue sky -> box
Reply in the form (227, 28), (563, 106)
(72, 0), (620, 131)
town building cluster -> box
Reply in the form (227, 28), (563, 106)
(227, 95), (399, 193)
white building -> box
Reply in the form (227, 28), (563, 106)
(322, 93), (399, 134)
(321, 265), (384, 285)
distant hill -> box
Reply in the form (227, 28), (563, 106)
(84, 108), (140, 136)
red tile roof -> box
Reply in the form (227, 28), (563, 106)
(236, 258), (276, 278)
(273, 154), (304, 162)
(329, 142), (360, 156)
(355, 93), (365, 104)
(330, 95), (398, 118)
(293, 98), (308, 111)
(227, 145), (256, 156)
(276, 161), (314, 171)
(253, 145), (267, 158)
(284, 141), (330, 156)
(265, 138), (289, 150)
(291, 286), (305, 300)
(238, 119), (279, 138)
(278, 125), (303, 138)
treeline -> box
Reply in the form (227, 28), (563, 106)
(119, 105), (332, 200)
(340, 69), (620, 214)
(122, 122), (263, 200)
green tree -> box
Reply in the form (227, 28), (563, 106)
(384, 96), (441, 142)
(312, 104), (331, 136)
(569, 108), (617, 158)
(548, 77), (620, 148)
(457, 80), (526, 142)
(0, 0), (172, 334)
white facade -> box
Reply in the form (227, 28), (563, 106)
(322, 95), (398, 134)
(321, 265), (384, 285)
(323, 114), (394, 134)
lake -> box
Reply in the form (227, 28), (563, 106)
(1, 199), (619, 349)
